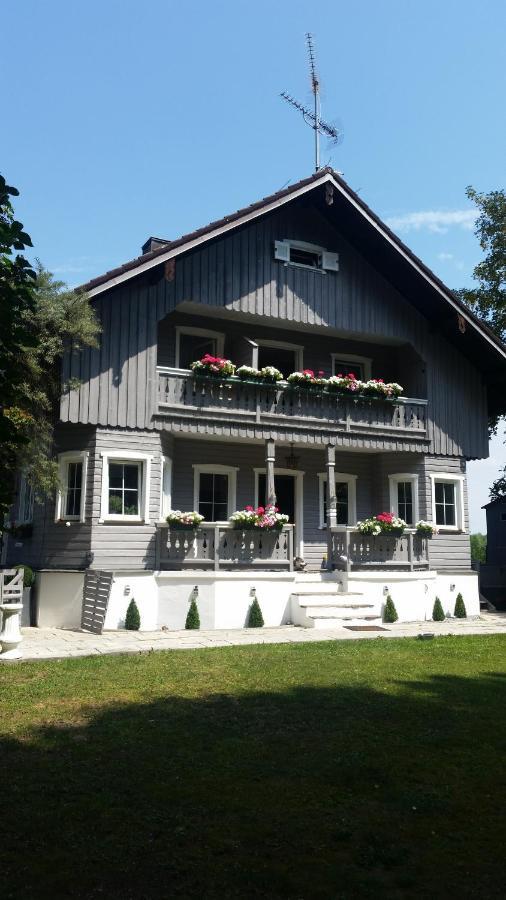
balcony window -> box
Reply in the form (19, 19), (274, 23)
(193, 465), (238, 522)
(318, 473), (357, 527)
(388, 474), (419, 525)
(175, 327), (225, 369)
(255, 340), (303, 375)
(331, 354), (371, 380)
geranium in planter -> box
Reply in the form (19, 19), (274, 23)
(327, 373), (363, 394)
(166, 510), (204, 529)
(361, 379), (404, 399)
(287, 369), (327, 389)
(190, 354), (235, 378)
(236, 365), (283, 383)
(229, 505), (289, 530)
(357, 512), (406, 536)
(416, 520), (437, 535)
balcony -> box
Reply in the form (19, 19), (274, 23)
(156, 368), (428, 442)
(156, 524), (294, 570)
(330, 528), (430, 571)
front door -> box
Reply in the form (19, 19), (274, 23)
(258, 474), (296, 523)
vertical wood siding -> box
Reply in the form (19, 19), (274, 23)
(61, 203), (488, 458)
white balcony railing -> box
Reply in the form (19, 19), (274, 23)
(330, 527), (430, 571)
(156, 523), (294, 570)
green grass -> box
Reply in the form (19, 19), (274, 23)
(1, 636), (506, 898)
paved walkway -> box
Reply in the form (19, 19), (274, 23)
(7, 612), (506, 661)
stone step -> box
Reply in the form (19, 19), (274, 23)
(300, 602), (375, 613)
(308, 615), (383, 630)
(291, 590), (363, 598)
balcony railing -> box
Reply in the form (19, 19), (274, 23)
(156, 524), (294, 570)
(156, 368), (428, 438)
(330, 527), (430, 571)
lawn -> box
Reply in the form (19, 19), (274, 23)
(1, 636), (505, 899)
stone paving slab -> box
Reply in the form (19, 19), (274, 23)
(0, 613), (503, 662)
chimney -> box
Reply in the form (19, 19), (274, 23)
(142, 236), (170, 255)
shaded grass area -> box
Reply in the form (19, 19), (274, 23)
(1, 636), (506, 898)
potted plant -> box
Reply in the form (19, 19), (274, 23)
(416, 520), (437, 536)
(236, 365), (284, 384)
(287, 369), (328, 390)
(357, 513), (406, 536)
(229, 505), (289, 531)
(190, 354), (235, 378)
(166, 510), (205, 529)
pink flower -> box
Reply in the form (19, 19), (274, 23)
(245, 505), (254, 512)
(302, 369), (315, 377)
(256, 506), (265, 515)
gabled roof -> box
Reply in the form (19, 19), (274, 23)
(79, 167), (506, 413)
(482, 496), (506, 509)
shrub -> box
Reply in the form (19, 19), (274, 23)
(454, 593), (467, 618)
(185, 598), (200, 630)
(18, 564), (35, 588)
(247, 597), (264, 627)
(383, 595), (398, 623)
(125, 598), (141, 631)
(432, 597), (445, 621)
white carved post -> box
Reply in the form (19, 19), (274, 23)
(265, 439), (276, 508)
(326, 444), (337, 570)
(0, 603), (24, 659)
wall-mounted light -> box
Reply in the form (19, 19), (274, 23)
(124, 585), (130, 596)
(191, 585), (199, 600)
(383, 586), (389, 596)
(450, 584), (456, 592)
(250, 586), (257, 597)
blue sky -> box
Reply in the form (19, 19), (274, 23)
(3, 0), (505, 530)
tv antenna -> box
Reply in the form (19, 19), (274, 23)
(281, 33), (343, 172)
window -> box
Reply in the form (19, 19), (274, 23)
(160, 456), (172, 519)
(501, 513), (506, 522)
(175, 327), (225, 369)
(193, 465), (238, 522)
(18, 475), (34, 524)
(55, 452), (89, 523)
(318, 473), (357, 527)
(99, 451), (153, 523)
(254, 339), (304, 375)
(388, 474), (419, 525)
(274, 240), (339, 272)
(331, 354), (372, 380)
(430, 474), (465, 531)
(108, 462), (140, 516)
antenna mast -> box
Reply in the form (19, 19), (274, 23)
(280, 33), (342, 172)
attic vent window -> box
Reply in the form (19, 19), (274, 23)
(274, 240), (339, 273)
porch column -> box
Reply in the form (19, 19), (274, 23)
(326, 444), (337, 570)
(265, 439), (276, 508)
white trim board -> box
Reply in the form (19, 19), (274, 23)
(192, 464), (238, 522)
(55, 451), (89, 524)
(99, 451), (153, 524)
(429, 473), (466, 533)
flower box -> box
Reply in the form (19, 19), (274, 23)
(166, 511), (204, 529)
(236, 366), (283, 384)
(357, 512), (407, 536)
(191, 355), (235, 378)
(229, 505), (289, 530)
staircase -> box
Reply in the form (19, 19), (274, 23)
(291, 573), (382, 629)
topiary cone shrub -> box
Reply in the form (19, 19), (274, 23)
(432, 597), (445, 622)
(185, 598), (200, 630)
(125, 598), (141, 631)
(454, 593), (467, 618)
(383, 595), (398, 623)
(247, 597), (264, 627)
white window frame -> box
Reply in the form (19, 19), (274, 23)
(254, 467), (305, 557)
(100, 450), (153, 523)
(18, 474), (35, 525)
(331, 354), (372, 380)
(274, 239), (339, 273)
(388, 473), (419, 525)
(193, 464), (238, 522)
(160, 455), (173, 520)
(253, 339), (304, 372)
(175, 326), (225, 369)
(318, 473), (358, 528)
(430, 473), (466, 532)
(55, 451), (89, 523)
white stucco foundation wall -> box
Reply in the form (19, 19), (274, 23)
(36, 571), (84, 629)
(345, 570), (480, 621)
(104, 572), (159, 631)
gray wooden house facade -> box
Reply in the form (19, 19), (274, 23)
(6, 169), (506, 629)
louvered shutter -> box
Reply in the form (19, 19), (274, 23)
(274, 240), (290, 262)
(322, 251), (339, 271)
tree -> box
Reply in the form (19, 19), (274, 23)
(459, 186), (506, 342)
(490, 469), (506, 502)
(0, 175), (37, 516)
(470, 533), (487, 563)
(247, 597), (264, 627)
(432, 598), (445, 622)
(383, 595), (398, 623)
(0, 174), (100, 517)
(125, 598), (141, 630)
(185, 598), (200, 630)
(454, 594), (467, 618)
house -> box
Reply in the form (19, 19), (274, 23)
(5, 168), (506, 630)
(479, 498), (506, 610)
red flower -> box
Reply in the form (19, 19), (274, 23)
(302, 369), (315, 377)
(245, 505), (254, 512)
(376, 512), (394, 523)
(347, 372), (356, 380)
(256, 506), (265, 515)
(317, 370), (325, 377)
